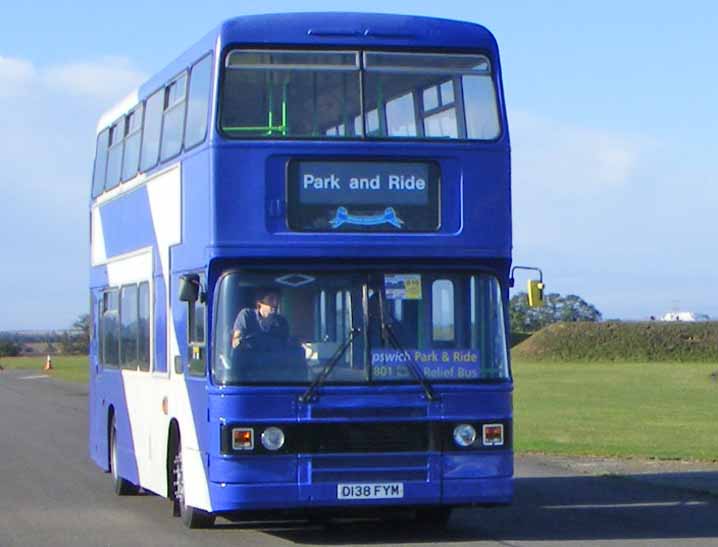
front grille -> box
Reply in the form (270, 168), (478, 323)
(310, 422), (429, 453)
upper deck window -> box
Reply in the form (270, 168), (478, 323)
(121, 105), (143, 181)
(222, 50), (361, 138)
(185, 55), (213, 149)
(91, 128), (110, 198)
(220, 50), (501, 141)
(160, 73), (188, 161)
(363, 52), (499, 140)
(105, 121), (124, 191)
(140, 89), (164, 172)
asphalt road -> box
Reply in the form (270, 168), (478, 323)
(1, 369), (716, 547)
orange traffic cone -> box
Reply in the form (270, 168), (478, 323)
(44, 355), (53, 371)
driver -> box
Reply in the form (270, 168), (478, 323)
(231, 288), (289, 351)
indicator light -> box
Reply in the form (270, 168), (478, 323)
(482, 424), (504, 446)
(232, 428), (254, 450)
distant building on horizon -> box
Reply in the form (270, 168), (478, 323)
(658, 311), (711, 322)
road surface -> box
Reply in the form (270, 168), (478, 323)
(1, 369), (716, 546)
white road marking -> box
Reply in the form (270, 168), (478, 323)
(543, 501), (708, 510)
(18, 375), (51, 380)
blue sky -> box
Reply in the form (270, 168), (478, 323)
(1, 1), (716, 329)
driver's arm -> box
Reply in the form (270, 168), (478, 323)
(231, 329), (242, 348)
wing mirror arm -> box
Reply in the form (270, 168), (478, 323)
(510, 266), (545, 308)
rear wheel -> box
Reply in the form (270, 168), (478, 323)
(171, 436), (215, 528)
(110, 414), (139, 495)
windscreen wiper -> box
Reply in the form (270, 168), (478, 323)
(299, 328), (360, 403)
(377, 290), (438, 402)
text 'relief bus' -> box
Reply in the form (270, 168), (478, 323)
(88, 13), (512, 529)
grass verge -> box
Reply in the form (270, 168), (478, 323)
(2, 354), (716, 462)
(513, 359), (718, 461)
(0, 355), (88, 384)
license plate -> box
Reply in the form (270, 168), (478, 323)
(337, 483), (404, 500)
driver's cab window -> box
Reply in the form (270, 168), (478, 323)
(186, 273), (206, 376)
(214, 273), (363, 385)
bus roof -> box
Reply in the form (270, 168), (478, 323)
(97, 13), (499, 133)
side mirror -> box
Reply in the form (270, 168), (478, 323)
(510, 265), (545, 307)
(527, 280), (545, 308)
(178, 273), (200, 303)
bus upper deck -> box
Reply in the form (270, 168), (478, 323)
(91, 13), (510, 263)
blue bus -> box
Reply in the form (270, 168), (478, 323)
(89, 13), (517, 528)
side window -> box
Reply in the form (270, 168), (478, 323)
(187, 273), (206, 376)
(184, 55), (212, 149)
(101, 289), (120, 368)
(160, 73), (188, 161)
(120, 285), (138, 369)
(140, 89), (164, 172)
(138, 282), (151, 372)
(121, 105), (143, 181)
(105, 121), (124, 191)
(91, 128), (110, 198)
(462, 75), (500, 140)
(422, 80), (458, 138)
(432, 279), (455, 344)
(386, 92), (418, 137)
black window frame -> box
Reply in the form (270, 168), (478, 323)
(184, 53), (214, 151)
(119, 284), (140, 370)
(159, 71), (189, 162)
(187, 272), (207, 377)
(139, 87), (165, 172)
(100, 288), (120, 369)
(91, 128), (110, 198)
(104, 118), (126, 192)
(137, 281), (151, 372)
(121, 104), (145, 182)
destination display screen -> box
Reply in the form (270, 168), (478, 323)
(286, 160), (440, 232)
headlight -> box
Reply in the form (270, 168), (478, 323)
(453, 424), (477, 447)
(261, 427), (285, 451)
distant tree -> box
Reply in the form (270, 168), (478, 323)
(59, 314), (90, 354)
(510, 292), (602, 333)
(0, 341), (21, 357)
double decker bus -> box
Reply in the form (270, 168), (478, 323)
(89, 13), (518, 528)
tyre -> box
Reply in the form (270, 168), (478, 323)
(110, 414), (140, 495)
(171, 436), (215, 528)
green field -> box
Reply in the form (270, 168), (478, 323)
(0, 355), (88, 384)
(512, 359), (718, 461)
(2, 353), (717, 461)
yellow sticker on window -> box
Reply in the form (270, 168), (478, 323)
(385, 274), (422, 300)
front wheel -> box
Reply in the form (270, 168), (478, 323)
(172, 439), (215, 528)
(110, 415), (139, 495)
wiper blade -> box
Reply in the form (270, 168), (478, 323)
(381, 321), (438, 402)
(376, 287), (437, 402)
(299, 328), (360, 403)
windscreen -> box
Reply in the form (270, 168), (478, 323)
(212, 270), (509, 385)
(220, 50), (501, 140)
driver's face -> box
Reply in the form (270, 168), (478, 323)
(257, 294), (279, 318)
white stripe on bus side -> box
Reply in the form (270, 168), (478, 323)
(147, 164), (212, 511)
